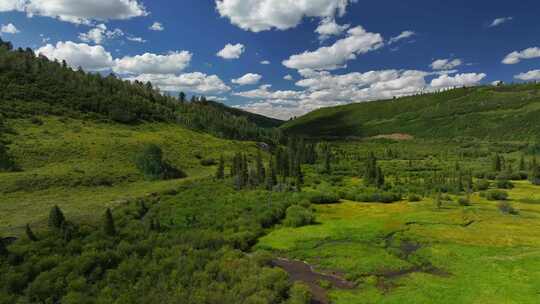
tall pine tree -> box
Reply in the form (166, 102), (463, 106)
(104, 208), (116, 236)
(48, 205), (65, 229)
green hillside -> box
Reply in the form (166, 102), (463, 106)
(0, 39), (280, 143)
(282, 83), (540, 140)
(0, 116), (261, 235)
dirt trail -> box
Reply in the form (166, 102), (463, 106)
(271, 258), (355, 304)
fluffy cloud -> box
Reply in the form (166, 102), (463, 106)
(149, 22), (164, 31)
(36, 41), (114, 71)
(237, 69), (487, 119)
(128, 73), (231, 94)
(217, 43), (245, 59)
(233, 84), (304, 100)
(0, 0), (25, 11)
(0, 23), (19, 34)
(113, 51), (192, 75)
(502, 47), (540, 64)
(430, 58), (462, 70)
(78, 24), (123, 44)
(0, 0), (148, 24)
(126, 36), (146, 43)
(388, 30), (415, 44)
(216, 0), (356, 32)
(514, 70), (540, 81)
(284, 74), (294, 81)
(489, 17), (513, 27)
(283, 26), (383, 70)
(260, 60), (270, 65)
(232, 73), (262, 85)
(430, 73), (486, 88)
(315, 17), (349, 40)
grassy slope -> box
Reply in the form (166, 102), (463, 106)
(257, 179), (540, 304)
(282, 83), (540, 140)
(0, 116), (260, 235)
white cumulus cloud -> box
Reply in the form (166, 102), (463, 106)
(284, 74), (294, 81)
(283, 26), (383, 71)
(315, 17), (350, 41)
(0, 23), (19, 34)
(217, 43), (245, 59)
(388, 30), (415, 44)
(127, 73), (231, 94)
(260, 60), (270, 65)
(502, 47), (540, 64)
(0, 0), (148, 24)
(113, 51), (192, 75)
(216, 0), (356, 32)
(430, 58), (462, 70)
(149, 22), (164, 31)
(232, 73), (262, 85)
(430, 73), (486, 88)
(36, 41), (114, 71)
(515, 70), (540, 81)
(78, 24), (124, 44)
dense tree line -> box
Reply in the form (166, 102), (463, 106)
(220, 139), (319, 191)
(0, 180), (312, 304)
(0, 39), (280, 143)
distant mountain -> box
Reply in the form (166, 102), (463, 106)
(281, 83), (540, 140)
(192, 100), (283, 129)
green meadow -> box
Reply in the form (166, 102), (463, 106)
(257, 176), (540, 303)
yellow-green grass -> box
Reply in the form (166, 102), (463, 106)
(0, 116), (258, 235)
(256, 180), (540, 303)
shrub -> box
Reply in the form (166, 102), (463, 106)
(458, 197), (471, 206)
(485, 190), (508, 201)
(287, 282), (312, 304)
(135, 144), (186, 180)
(475, 179), (490, 191)
(30, 117), (44, 125)
(309, 192), (340, 204)
(497, 201), (518, 215)
(407, 194), (422, 202)
(283, 205), (315, 227)
(495, 179), (514, 189)
(200, 158), (217, 166)
(355, 192), (401, 204)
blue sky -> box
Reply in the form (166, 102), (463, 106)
(1, 0), (539, 119)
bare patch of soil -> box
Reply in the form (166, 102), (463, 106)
(271, 258), (355, 304)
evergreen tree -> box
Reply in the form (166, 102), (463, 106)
(48, 205), (65, 229)
(530, 163), (540, 185)
(256, 150), (265, 184)
(103, 208), (116, 236)
(492, 154), (502, 172)
(519, 154), (526, 171)
(375, 166), (385, 188)
(323, 145), (331, 174)
(364, 152), (378, 185)
(0, 237), (6, 256)
(216, 155), (225, 179)
(25, 224), (38, 241)
(266, 159), (277, 190)
(178, 91), (186, 103)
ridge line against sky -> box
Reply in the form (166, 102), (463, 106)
(0, 0), (539, 119)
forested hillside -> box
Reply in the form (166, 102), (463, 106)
(282, 83), (540, 140)
(0, 38), (282, 143)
